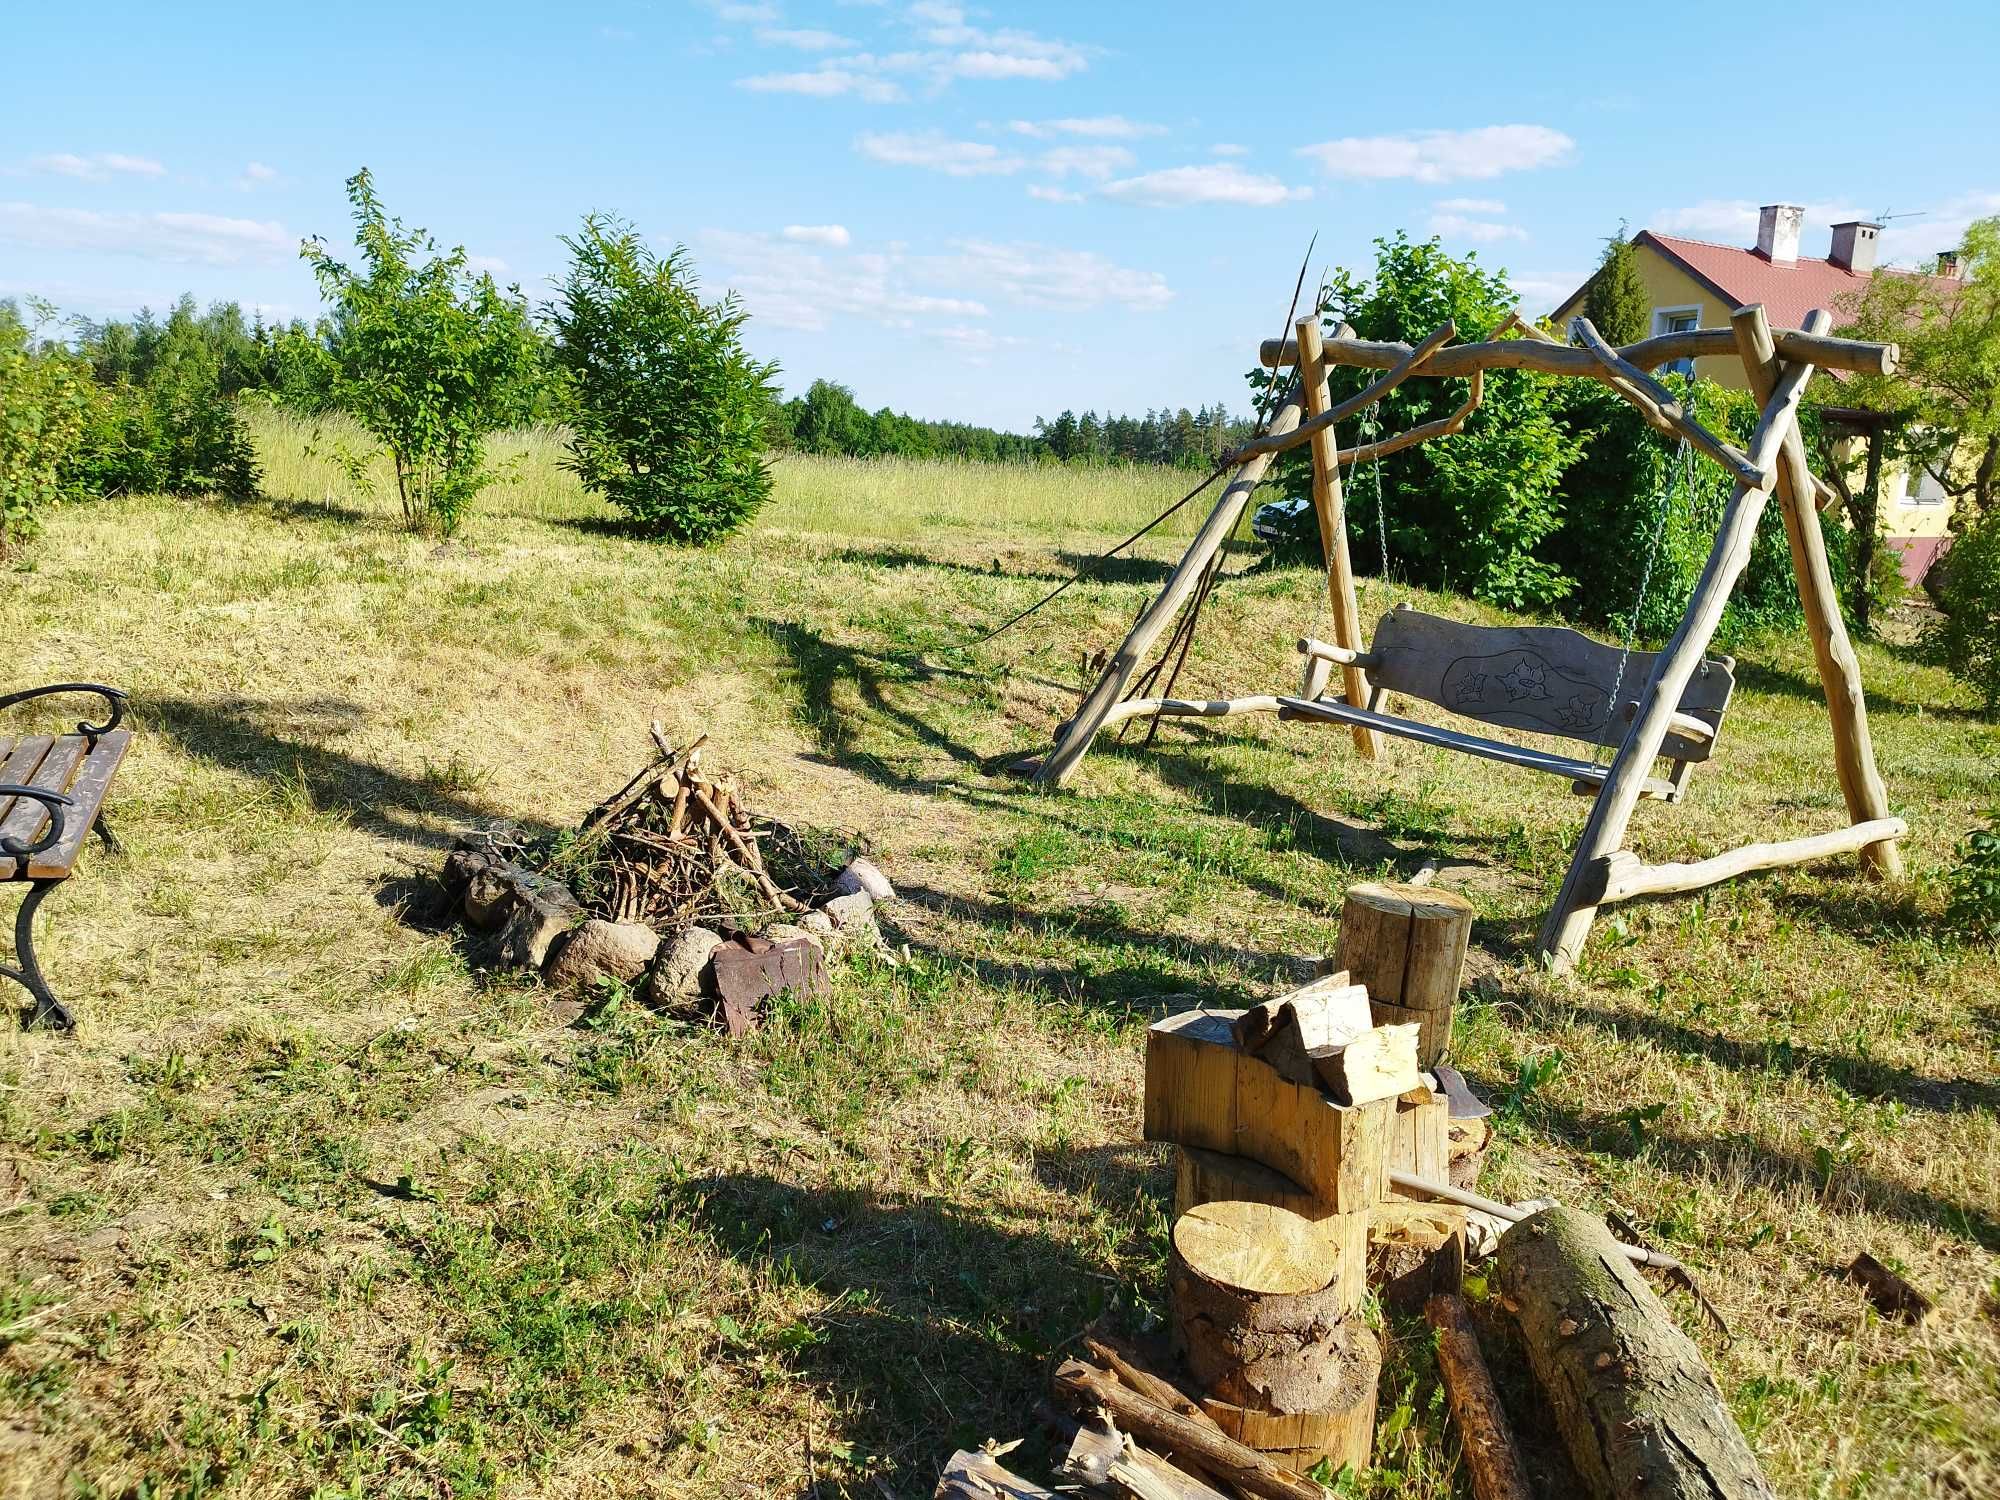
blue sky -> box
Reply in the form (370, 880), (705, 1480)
(3, 0), (1996, 430)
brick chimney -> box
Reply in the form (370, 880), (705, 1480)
(1755, 203), (1803, 263)
(1829, 220), (1880, 275)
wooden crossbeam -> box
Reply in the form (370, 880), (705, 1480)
(1587, 818), (1908, 906)
(1570, 316), (1767, 489)
(1256, 325), (1898, 379)
(1227, 320), (1456, 463)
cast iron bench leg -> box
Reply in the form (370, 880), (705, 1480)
(93, 813), (122, 856)
(2, 881), (75, 1032)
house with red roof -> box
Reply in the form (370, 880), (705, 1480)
(1551, 206), (1964, 583)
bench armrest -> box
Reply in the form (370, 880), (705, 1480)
(0, 785), (74, 861)
(0, 683), (128, 739)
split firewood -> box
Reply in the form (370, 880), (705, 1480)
(1308, 1022), (1423, 1107)
(1845, 1252), (1933, 1323)
(1229, 970), (1358, 1051)
(1424, 1293), (1533, 1500)
(1050, 1359), (1327, 1500)
(1062, 1419), (1230, 1500)
(934, 1446), (1055, 1499)
(1082, 1335), (1222, 1434)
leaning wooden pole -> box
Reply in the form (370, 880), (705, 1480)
(1537, 321), (1821, 970)
(1728, 303), (1903, 880)
(1036, 387), (1304, 786)
(1297, 316), (1377, 759)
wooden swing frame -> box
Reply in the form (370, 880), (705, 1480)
(1032, 301), (1907, 973)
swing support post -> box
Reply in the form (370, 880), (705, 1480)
(1296, 315), (1379, 758)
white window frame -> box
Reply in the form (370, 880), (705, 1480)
(1903, 463), (1948, 507)
(1651, 304), (1702, 336)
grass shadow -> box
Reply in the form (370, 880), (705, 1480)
(1730, 656), (1986, 721)
(146, 695), (564, 852)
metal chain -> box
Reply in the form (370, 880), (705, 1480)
(1600, 437), (1693, 762)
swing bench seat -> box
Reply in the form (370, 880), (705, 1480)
(1289, 605), (1736, 801)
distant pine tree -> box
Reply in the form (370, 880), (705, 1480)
(1583, 224), (1650, 346)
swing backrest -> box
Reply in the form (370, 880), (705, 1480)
(1366, 605), (1734, 762)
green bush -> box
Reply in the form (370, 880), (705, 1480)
(1267, 234), (1583, 610)
(550, 213), (778, 545)
(67, 305), (258, 498)
(0, 302), (93, 557)
(302, 169), (539, 537)
(1925, 510), (2000, 712)
(1946, 811), (2000, 940)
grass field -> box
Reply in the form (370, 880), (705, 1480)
(1, 411), (1996, 1499)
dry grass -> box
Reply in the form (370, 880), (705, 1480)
(0, 418), (1995, 1499)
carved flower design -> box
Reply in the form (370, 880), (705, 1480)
(1556, 694), (1599, 729)
(1501, 658), (1549, 701)
(1453, 673), (1487, 705)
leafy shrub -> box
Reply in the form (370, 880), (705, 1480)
(550, 213), (778, 544)
(1261, 233), (1583, 610)
(1946, 811), (2000, 939)
(67, 305), (258, 498)
(0, 302), (93, 557)
(302, 169), (539, 537)
(1924, 509), (2000, 711)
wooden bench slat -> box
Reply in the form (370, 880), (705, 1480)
(0, 736), (87, 854)
(0, 735), (57, 834)
(21, 731), (131, 880)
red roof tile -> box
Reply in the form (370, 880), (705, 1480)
(1636, 231), (1943, 329)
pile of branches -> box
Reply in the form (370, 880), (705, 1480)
(560, 729), (815, 931)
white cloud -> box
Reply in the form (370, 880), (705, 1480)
(29, 151), (167, 181)
(856, 130), (1024, 176)
(1038, 145), (1134, 180)
(783, 223), (851, 247)
(699, 226), (988, 333)
(0, 201), (294, 265)
(740, 66), (905, 101)
(758, 26), (854, 49)
(1506, 269), (1588, 313)
(1101, 163), (1309, 208)
(466, 254), (511, 277)
(1436, 196), (1505, 215)
(947, 47), (1084, 80)
(922, 239), (1172, 311)
(1652, 191), (2000, 269)
(1428, 212), (1526, 243)
(1881, 191), (2000, 265)
(1298, 125), (1574, 183)
(1027, 184), (1084, 204)
(1209, 143), (1249, 158)
(1009, 115), (1164, 140)
(237, 160), (281, 192)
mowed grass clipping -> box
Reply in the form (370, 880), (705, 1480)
(0, 415), (1995, 1499)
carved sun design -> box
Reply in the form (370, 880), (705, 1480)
(1555, 694), (1599, 729)
(1453, 672), (1487, 705)
(1500, 658), (1549, 701)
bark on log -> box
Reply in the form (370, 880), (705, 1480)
(1051, 1359), (1328, 1500)
(1368, 1200), (1466, 1310)
(1424, 1293), (1534, 1500)
(1201, 1382), (1378, 1476)
(1496, 1206), (1775, 1500)
(1169, 1201), (1372, 1408)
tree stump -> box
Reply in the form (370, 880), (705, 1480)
(1168, 1201), (1375, 1413)
(1367, 1199), (1466, 1310)
(1173, 1147), (1366, 1266)
(1334, 882), (1473, 1066)
(1496, 1206), (1775, 1500)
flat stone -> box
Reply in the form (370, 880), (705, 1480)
(832, 856), (895, 903)
(645, 926), (725, 1008)
(821, 891), (875, 929)
(710, 936), (830, 1036)
(545, 919), (661, 991)
(764, 922), (824, 954)
(798, 911), (836, 939)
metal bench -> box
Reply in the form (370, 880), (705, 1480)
(2, 684), (131, 1030)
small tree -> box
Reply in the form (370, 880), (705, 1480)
(1583, 225), (1650, 347)
(1838, 216), (2000, 516)
(301, 169), (536, 536)
(1926, 508), (2000, 712)
(550, 214), (778, 544)
(0, 301), (93, 557)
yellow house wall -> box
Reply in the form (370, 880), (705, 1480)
(1549, 249), (1747, 387)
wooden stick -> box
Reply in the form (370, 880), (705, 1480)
(1299, 636), (1381, 671)
(1337, 368), (1482, 466)
(1571, 317), (1766, 489)
(1036, 388), (1305, 786)
(1425, 1293), (1534, 1500)
(1489, 308), (1563, 346)
(1082, 1336), (1228, 1437)
(1729, 302), (1904, 881)
(1051, 1359), (1326, 1500)
(935, 1448), (1057, 1499)
(1297, 314), (1378, 758)
(1098, 694), (1286, 730)
(1588, 817), (1907, 905)
(1536, 314), (1819, 971)
(1257, 325), (1897, 378)
(1063, 1421), (1232, 1500)
(689, 786), (801, 910)
(1228, 320), (1455, 462)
